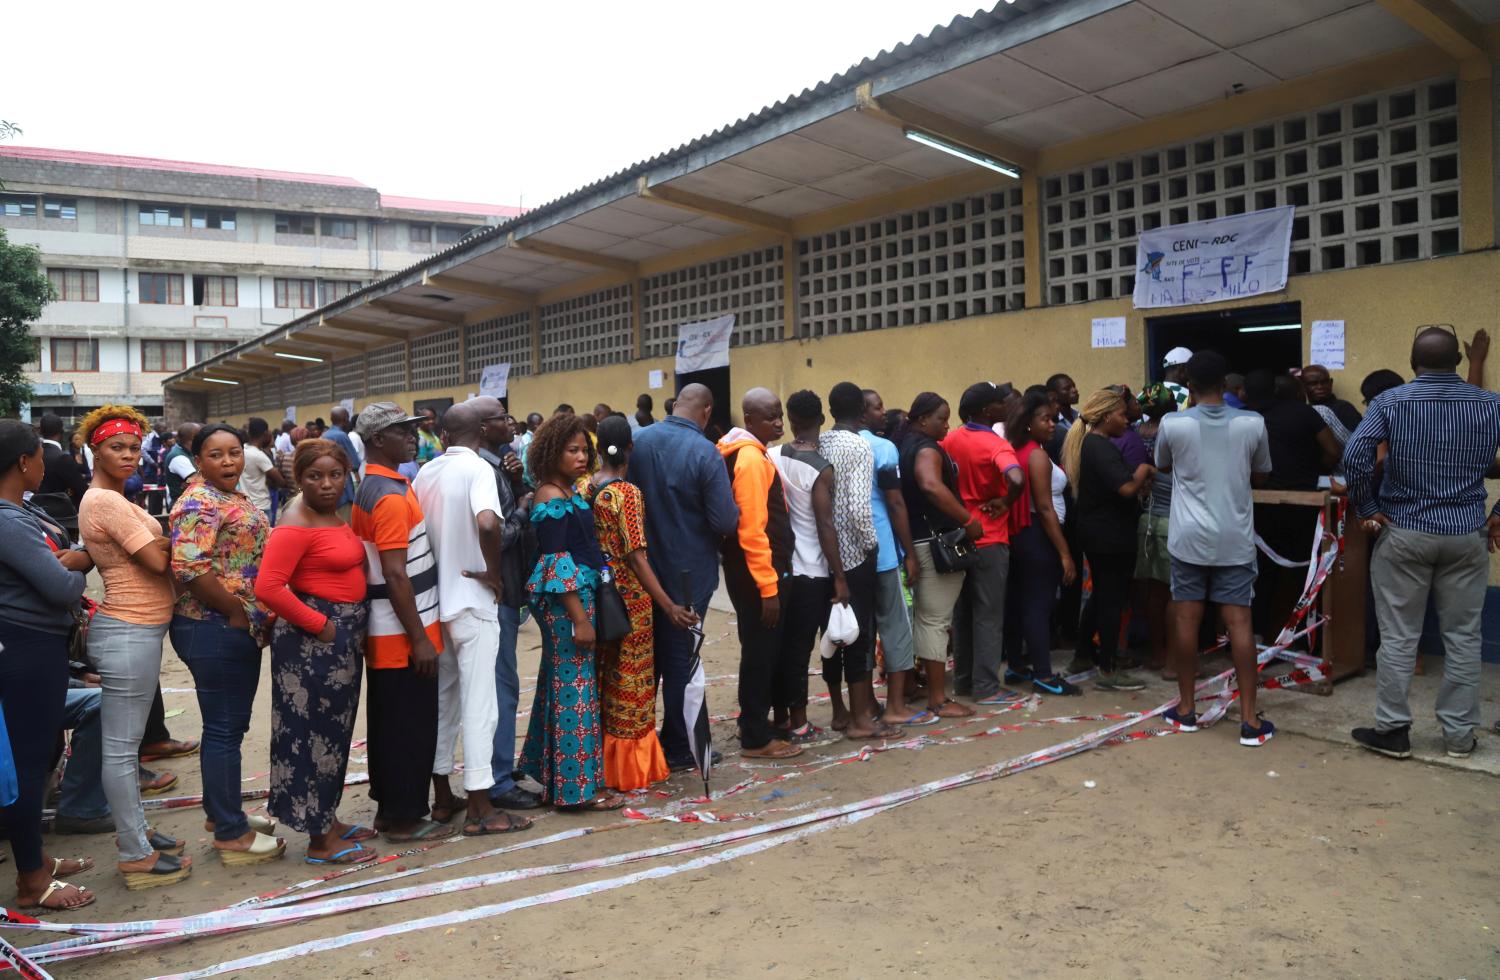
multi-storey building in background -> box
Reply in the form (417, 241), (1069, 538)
(0, 146), (521, 421)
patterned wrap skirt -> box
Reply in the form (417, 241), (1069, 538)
(519, 584), (604, 806)
(268, 594), (367, 834)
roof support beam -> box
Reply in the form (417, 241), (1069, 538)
(636, 177), (792, 235)
(421, 272), (536, 305)
(366, 300), (466, 325)
(238, 352), (298, 368)
(281, 332), (374, 353)
(263, 338), (350, 357)
(1376, 0), (1491, 77)
(506, 233), (638, 275)
(463, 299), (530, 326)
(321, 315), (413, 341)
(854, 82), (1037, 174)
(206, 361), (276, 379)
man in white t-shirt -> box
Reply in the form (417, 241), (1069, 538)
(411, 401), (529, 833)
(1155, 351), (1275, 747)
(274, 419), (295, 457)
(238, 417), (286, 521)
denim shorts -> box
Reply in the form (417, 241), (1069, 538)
(1169, 558), (1257, 606)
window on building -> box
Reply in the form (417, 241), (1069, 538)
(322, 217), (357, 239)
(1, 195), (38, 218)
(138, 272), (184, 305)
(42, 198), (77, 221)
(138, 204), (185, 227)
(48, 269), (100, 302)
(22, 338), (40, 372)
(191, 274), (238, 307)
(50, 338), (98, 372)
(141, 340), (186, 373)
(194, 340), (235, 362)
(274, 278), (317, 308)
(434, 225), (471, 245)
(190, 208), (236, 230)
(320, 280), (360, 304)
(275, 213), (316, 235)
(409, 223), (432, 244)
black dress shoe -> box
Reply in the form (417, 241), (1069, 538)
(489, 786), (543, 810)
(1352, 725), (1411, 758)
(53, 814), (114, 835)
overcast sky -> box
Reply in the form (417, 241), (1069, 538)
(5, 0), (987, 209)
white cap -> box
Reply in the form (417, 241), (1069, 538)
(1162, 346), (1193, 367)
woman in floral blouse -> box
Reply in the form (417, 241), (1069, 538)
(169, 423), (283, 868)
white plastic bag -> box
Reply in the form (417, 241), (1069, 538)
(818, 602), (860, 660)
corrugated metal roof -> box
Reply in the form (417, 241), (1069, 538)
(378, 194), (526, 218)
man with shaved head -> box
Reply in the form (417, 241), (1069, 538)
(629, 383), (739, 770)
(1345, 325), (1500, 761)
(412, 399), (530, 833)
(717, 388), (800, 759)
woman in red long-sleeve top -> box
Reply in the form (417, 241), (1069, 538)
(253, 439), (377, 865)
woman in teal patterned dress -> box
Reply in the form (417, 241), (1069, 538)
(518, 414), (627, 811)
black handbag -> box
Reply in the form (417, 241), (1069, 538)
(588, 475), (633, 644)
(930, 526), (980, 573)
(594, 567), (633, 643)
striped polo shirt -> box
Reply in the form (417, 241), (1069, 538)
(1345, 371), (1500, 535)
(351, 463), (442, 669)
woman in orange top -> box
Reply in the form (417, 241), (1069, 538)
(255, 440), (376, 865)
(77, 405), (192, 891)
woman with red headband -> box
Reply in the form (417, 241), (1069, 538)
(77, 406), (193, 890)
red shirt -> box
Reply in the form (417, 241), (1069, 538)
(942, 423), (1021, 546)
(253, 523), (366, 634)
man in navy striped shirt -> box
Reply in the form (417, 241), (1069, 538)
(1343, 326), (1500, 760)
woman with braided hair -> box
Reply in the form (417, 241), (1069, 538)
(1062, 389), (1155, 692)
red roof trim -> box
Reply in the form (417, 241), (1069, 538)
(379, 195), (524, 218)
(0, 145), (367, 187)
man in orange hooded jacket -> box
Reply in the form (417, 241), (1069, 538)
(718, 388), (802, 760)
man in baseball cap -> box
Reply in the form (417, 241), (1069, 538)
(356, 402), (425, 441)
(1162, 346), (1193, 410)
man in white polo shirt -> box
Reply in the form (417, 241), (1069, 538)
(412, 401), (531, 834)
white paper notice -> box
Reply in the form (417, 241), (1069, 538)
(339, 397), (355, 418)
(1310, 320), (1345, 370)
(479, 362), (511, 399)
(1091, 317), (1127, 349)
(284, 406), (296, 423)
(648, 369), (664, 390)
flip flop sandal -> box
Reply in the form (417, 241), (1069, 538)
(216, 831), (286, 868)
(122, 852), (192, 891)
(430, 797), (469, 823)
(22, 879), (95, 911)
(845, 723), (904, 741)
(975, 689), (1025, 705)
(339, 824), (378, 842)
(891, 710), (939, 728)
(305, 845), (378, 866)
(383, 819), (457, 843)
(148, 830), (186, 856)
(463, 813), (533, 835)
(50, 856), (93, 877)
(741, 741), (804, 760)
(139, 771), (179, 796)
(932, 700), (976, 718)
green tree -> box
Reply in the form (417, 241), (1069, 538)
(0, 228), (51, 413)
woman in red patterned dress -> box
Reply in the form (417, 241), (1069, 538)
(581, 416), (699, 791)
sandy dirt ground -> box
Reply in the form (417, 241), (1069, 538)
(20, 611), (1500, 979)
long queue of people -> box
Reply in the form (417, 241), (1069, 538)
(1, 322), (1495, 912)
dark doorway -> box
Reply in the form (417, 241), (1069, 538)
(1145, 301), (1303, 381)
(414, 396), (454, 421)
(677, 366), (730, 441)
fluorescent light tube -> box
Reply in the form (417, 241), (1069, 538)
(1238, 324), (1302, 333)
(274, 351), (324, 363)
(903, 129), (1020, 178)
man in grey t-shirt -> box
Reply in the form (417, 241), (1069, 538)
(1155, 351), (1276, 746)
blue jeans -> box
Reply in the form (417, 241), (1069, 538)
(170, 615), (261, 841)
(489, 604), (520, 800)
(58, 688), (108, 820)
